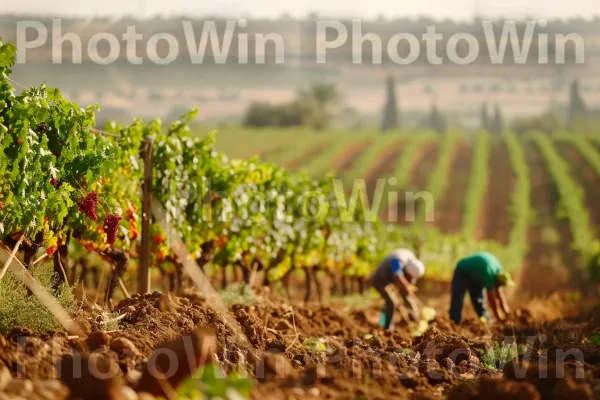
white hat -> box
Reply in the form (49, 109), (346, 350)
(404, 259), (425, 284)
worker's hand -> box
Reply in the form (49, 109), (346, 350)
(398, 283), (414, 297)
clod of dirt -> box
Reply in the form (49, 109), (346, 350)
(413, 327), (472, 363)
(85, 331), (112, 351)
(256, 352), (296, 382)
(156, 292), (182, 312)
(275, 320), (293, 332)
(0, 362), (12, 390)
(3, 379), (33, 396)
(399, 366), (426, 389)
(418, 359), (456, 384)
(448, 377), (541, 400)
(108, 385), (138, 400)
(110, 337), (141, 358)
(137, 392), (157, 400)
(32, 379), (69, 400)
(302, 364), (329, 386)
(552, 375), (593, 399)
(136, 328), (217, 397)
(504, 361), (593, 399)
(58, 352), (123, 399)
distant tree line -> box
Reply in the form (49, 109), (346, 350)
(243, 83), (340, 130)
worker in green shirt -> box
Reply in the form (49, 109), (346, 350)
(449, 251), (513, 324)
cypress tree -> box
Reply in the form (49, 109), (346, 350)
(569, 79), (587, 129)
(381, 75), (399, 132)
(490, 104), (504, 135)
(429, 104), (446, 134)
(480, 102), (491, 132)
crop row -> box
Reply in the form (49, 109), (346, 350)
(530, 133), (597, 266)
(503, 132), (531, 270)
(461, 131), (489, 237)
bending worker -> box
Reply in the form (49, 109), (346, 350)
(449, 251), (513, 324)
(371, 249), (425, 329)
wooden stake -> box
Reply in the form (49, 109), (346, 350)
(0, 236), (24, 282)
(118, 277), (131, 299)
(138, 137), (153, 294)
(31, 253), (48, 266)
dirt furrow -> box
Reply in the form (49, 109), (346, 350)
(331, 139), (374, 173)
(477, 140), (514, 244)
(434, 142), (473, 234)
(285, 141), (332, 171)
(363, 141), (405, 204)
(519, 143), (576, 297)
(394, 141), (440, 225)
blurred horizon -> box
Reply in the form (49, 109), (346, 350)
(2, 0), (599, 20)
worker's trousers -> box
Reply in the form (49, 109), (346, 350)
(375, 286), (398, 329)
(449, 269), (491, 324)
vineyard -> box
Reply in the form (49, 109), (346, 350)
(1, 40), (600, 400)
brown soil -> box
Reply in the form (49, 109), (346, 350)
(363, 141), (405, 202)
(478, 139), (514, 244)
(1, 286), (598, 400)
(286, 141), (332, 171)
(331, 139), (374, 173)
(518, 143), (579, 298)
(393, 141), (440, 225)
(434, 142), (473, 234)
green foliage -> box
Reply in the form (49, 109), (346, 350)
(243, 101), (312, 128)
(589, 334), (600, 347)
(0, 264), (80, 334)
(530, 132), (597, 267)
(221, 283), (256, 306)
(0, 39), (120, 253)
(480, 342), (527, 370)
(511, 112), (563, 136)
(503, 132), (531, 270)
(302, 337), (330, 353)
(243, 82), (340, 130)
(177, 363), (252, 400)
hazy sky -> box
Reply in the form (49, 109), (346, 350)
(2, 0), (599, 20)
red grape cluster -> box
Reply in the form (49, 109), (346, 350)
(103, 214), (122, 245)
(78, 191), (99, 221)
(50, 177), (59, 187)
(36, 122), (48, 133)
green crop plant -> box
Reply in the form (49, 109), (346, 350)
(480, 342), (527, 370)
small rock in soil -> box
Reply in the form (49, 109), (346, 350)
(136, 327), (217, 397)
(110, 337), (141, 358)
(275, 319), (293, 331)
(0, 362), (12, 391)
(108, 385), (138, 400)
(86, 331), (112, 351)
(399, 366), (424, 389)
(58, 353), (123, 399)
(553, 375), (594, 399)
(4, 378), (34, 395)
(156, 292), (181, 312)
(449, 377), (541, 400)
(137, 392), (156, 400)
(256, 352), (296, 382)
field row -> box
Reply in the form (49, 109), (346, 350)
(219, 130), (600, 291)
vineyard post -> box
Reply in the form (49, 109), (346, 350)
(139, 137), (153, 294)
